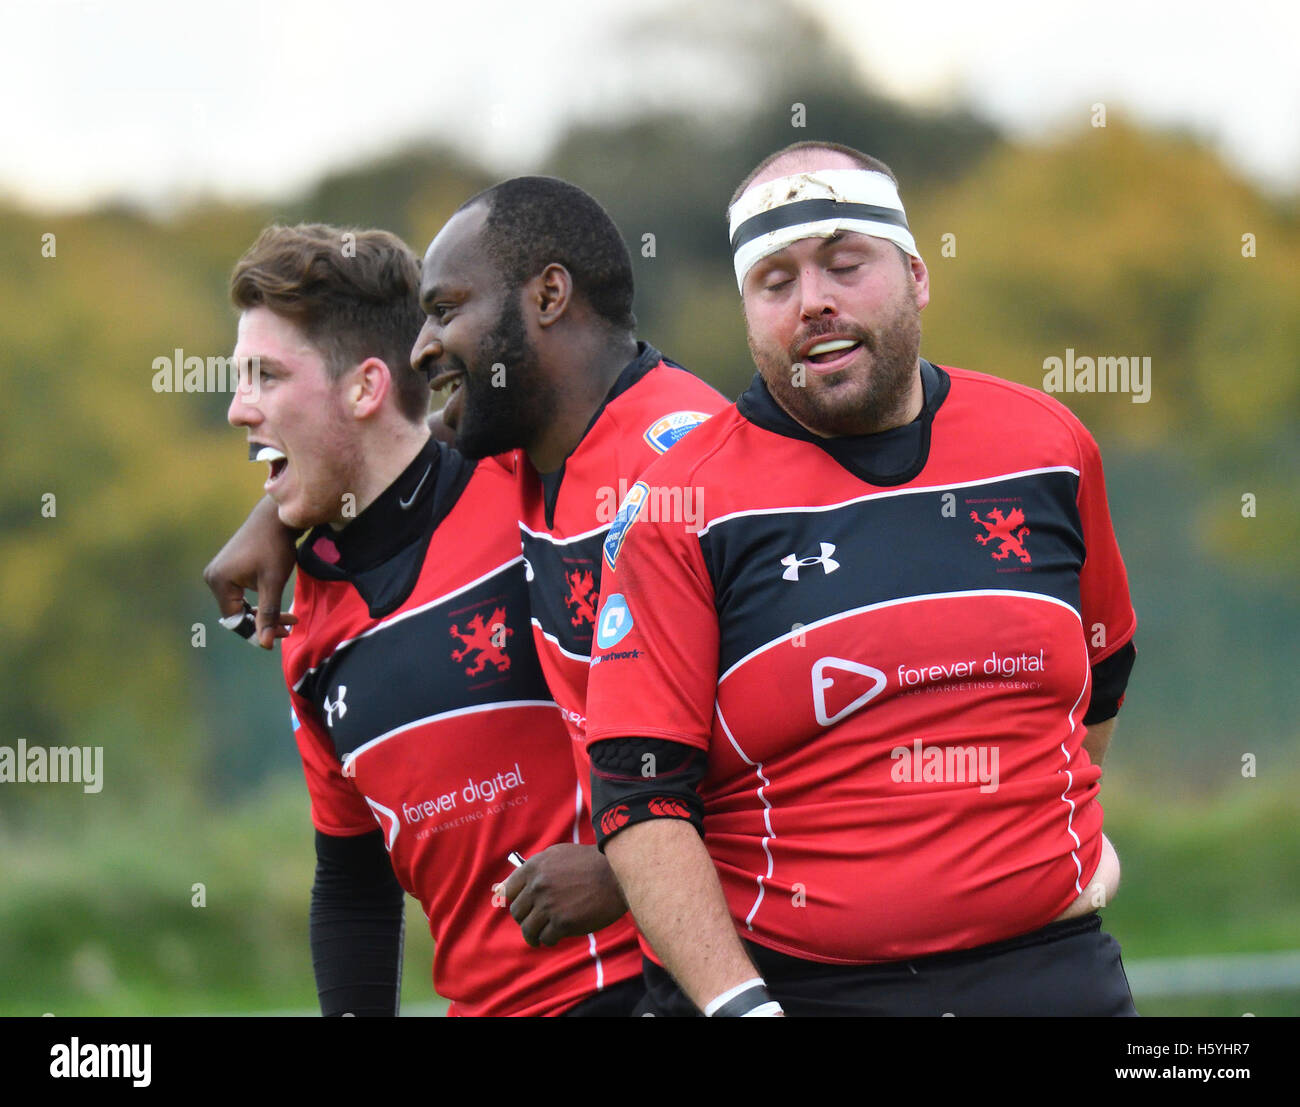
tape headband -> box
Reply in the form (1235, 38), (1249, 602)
(728, 169), (921, 291)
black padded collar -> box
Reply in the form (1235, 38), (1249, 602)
(736, 359), (950, 487)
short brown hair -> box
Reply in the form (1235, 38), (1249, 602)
(728, 141), (899, 213)
(230, 223), (428, 422)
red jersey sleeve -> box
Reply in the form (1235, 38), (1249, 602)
(288, 689), (377, 838)
(585, 489), (719, 752)
(1072, 422), (1136, 665)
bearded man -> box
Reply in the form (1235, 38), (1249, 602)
(585, 141), (1139, 1018)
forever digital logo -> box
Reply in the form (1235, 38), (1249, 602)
(596, 594), (634, 648)
(811, 657), (887, 726)
(365, 796), (400, 850)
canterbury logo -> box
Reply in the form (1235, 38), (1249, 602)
(648, 797), (692, 819)
(782, 542), (840, 581)
(323, 685), (348, 727)
(599, 805), (631, 836)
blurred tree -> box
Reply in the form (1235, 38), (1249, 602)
(2, 30), (1295, 823)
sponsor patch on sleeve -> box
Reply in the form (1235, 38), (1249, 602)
(603, 480), (650, 570)
(643, 411), (710, 454)
(596, 593), (634, 649)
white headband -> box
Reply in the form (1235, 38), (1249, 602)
(728, 169), (921, 292)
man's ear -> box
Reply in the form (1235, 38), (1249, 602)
(531, 263), (574, 329)
(349, 357), (392, 418)
(909, 253), (930, 311)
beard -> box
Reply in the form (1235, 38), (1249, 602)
(749, 284), (922, 438)
(453, 290), (558, 461)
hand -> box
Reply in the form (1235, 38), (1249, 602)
(203, 496), (301, 649)
(500, 844), (628, 947)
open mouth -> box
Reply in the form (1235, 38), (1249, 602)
(249, 443), (289, 488)
(428, 368), (464, 392)
(804, 338), (863, 365)
(429, 369), (466, 428)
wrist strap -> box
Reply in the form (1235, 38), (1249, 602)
(705, 978), (782, 1017)
(741, 1001), (783, 1017)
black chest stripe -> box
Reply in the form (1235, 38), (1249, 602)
(519, 525), (609, 661)
(342, 699), (557, 772)
(699, 469), (1086, 675)
(296, 558), (552, 762)
(719, 589), (1084, 685)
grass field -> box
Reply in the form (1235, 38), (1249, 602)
(3, 772), (1297, 1016)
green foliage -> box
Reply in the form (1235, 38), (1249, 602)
(2, 13), (1295, 1008)
(1, 775), (1295, 1014)
(1103, 777), (1300, 959)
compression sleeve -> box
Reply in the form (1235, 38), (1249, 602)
(590, 737), (708, 848)
(1083, 640), (1136, 724)
(310, 828), (407, 1017)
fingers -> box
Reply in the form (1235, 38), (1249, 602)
(502, 865), (529, 903)
(204, 560), (250, 620)
(536, 920), (567, 948)
(513, 904), (545, 948)
(517, 908), (569, 947)
(255, 574), (294, 650)
(507, 877), (534, 923)
(501, 863), (553, 947)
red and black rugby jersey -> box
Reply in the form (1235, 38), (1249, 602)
(586, 362), (1136, 964)
(282, 439), (640, 1016)
(513, 342), (727, 800)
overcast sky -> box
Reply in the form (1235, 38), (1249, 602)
(1, 0), (1296, 211)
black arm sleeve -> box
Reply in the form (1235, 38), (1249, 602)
(590, 737), (709, 850)
(1083, 640), (1137, 724)
(310, 828), (407, 1017)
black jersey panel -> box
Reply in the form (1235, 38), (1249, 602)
(702, 468), (1086, 675)
(296, 560), (552, 762)
(519, 526), (607, 661)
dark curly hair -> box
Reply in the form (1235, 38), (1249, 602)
(460, 177), (636, 333)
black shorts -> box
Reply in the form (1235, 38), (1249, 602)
(560, 973), (646, 1017)
(636, 914), (1137, 1017)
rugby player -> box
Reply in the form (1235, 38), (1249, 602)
(221, 223), (642, 1015)
(205, 180), (728, 972)
(585, 142), (1139, 1017)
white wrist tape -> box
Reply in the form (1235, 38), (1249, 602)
(741, 1001), (784, 1017)
(705, 977), (782, 1017)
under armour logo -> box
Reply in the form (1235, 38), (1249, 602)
(324, 685), (348, 727)
(781, 542), (840, 581)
